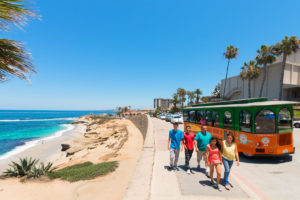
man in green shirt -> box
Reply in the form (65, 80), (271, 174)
(194, 126), (212, 176)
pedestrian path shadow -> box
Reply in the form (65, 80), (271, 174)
(176, 157), (249, 198)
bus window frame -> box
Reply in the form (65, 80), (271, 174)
(223, 110), (233, 130)
(239, 110), (252, 133)
(278, 107), (293, 133)
(254, 108), (276, 134)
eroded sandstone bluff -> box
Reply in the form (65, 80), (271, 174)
(57, 115), (129, 166)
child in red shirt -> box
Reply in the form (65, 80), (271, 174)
(183, 125), (195, 174)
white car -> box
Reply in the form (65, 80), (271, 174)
(171, 115), (183, 124)
(160, 115), (166, 120)
(294, 121), (300, 128)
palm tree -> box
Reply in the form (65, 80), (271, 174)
(201, 97), (209, 103)
(212, 83), (221, 98)
(177, 88), (186, 108)
(116, 107), (122, 117)
(170, 93), (180, 112)
(187, 91), (195, 106)
(240, 60), (261, 98)
(0, 0), (37, 82)
(195, 89), (202, 104)
(223, 45), (239, 99)
(274, 36), (300, 100)
(256, 45), (276, 97)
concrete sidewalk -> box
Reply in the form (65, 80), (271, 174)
(125, 117), (262, 200)
(150, 117), (257, 200)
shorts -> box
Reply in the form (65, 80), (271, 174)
(197, 151), (207, 161)
(210, 163), (221, 167)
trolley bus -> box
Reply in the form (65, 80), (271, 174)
(183, 98), (297, 157)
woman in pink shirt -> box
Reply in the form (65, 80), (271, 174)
(206, 137), (222, 191)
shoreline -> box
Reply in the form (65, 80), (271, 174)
(0, 123), (86, 173)
(0, 117), (145, 200)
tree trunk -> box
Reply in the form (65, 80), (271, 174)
(248, 79), (251, 98)
(223, 59), (230, 99)
(259, 63), (267, 97)
(279, 53), (287, 100)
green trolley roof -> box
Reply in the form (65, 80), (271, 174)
(184, 100), (299, 111)
(190, 98), (268, 107)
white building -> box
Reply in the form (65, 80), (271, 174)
(221, 50), (300, 101)
(153, 98), (172, 111)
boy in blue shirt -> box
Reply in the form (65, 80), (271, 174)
(168, 123), (184, 170)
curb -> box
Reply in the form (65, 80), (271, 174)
(123, 115), (155, 200)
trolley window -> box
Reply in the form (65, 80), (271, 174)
(206, 111), (212, 126)
(183, 111), (189, 122)
(196, 110), (206, 124)
(223, 111), (233, 129)
(255, 109), (275, 133)
(239, 110), (252, 133)
(189, 110), (196, 123)
(278, 108), (292, 130)
(212, 111), (219, 127)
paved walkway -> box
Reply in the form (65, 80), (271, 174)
(150, 117), (251, 200)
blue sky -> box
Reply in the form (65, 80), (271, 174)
(1, 0), (300, 110)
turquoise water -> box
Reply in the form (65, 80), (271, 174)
(0, 110), (113, 157)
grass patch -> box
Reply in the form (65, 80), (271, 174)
(48, 161), (118, 182)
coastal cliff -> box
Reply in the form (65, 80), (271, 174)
(55, 115), (130, 168)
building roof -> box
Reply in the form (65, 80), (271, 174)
(184, 101), (299, 110)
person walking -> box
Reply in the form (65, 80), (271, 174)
(206, 137), (222, 191)
(194, 125), (211, 176)
(183, 125), (195, 174)
(222, 132), (240, 190)
(168, 123), (184, 170)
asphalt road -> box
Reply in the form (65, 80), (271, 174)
(233, 128), (300, 200)
(152, 117), (300, 200)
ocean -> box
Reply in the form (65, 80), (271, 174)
(0, 110), (114, 160)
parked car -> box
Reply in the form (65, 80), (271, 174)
(166, 114), (173, 122)
(171, 115), (183, 124)
(160, 114), (166, 120)
(294, 120), (300, 128)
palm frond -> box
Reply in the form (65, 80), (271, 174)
(0, 38), (35, 81)
(224, 45), (239, 59)
(0, 0), (38, 30)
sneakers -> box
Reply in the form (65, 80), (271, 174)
(216, 185), (222, 192)
(187, 169), (191, 175)
(214, 184), (222, 192)
(197, 164), (200, 170)
(206, 171), (210, 178)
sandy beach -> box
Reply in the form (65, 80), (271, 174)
(0, 116), (144, 200)
(0, 123), (86, 173)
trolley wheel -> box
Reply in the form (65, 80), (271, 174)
(295, 123), (300, 128)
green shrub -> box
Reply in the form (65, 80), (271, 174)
(48, 161), (118, 182)
(2, 157), (53, 179)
